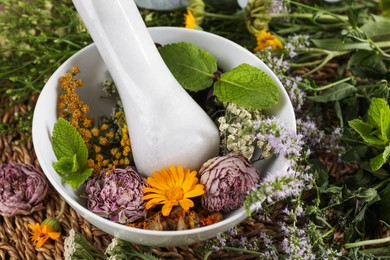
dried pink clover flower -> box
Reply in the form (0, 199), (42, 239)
(200, 153), (260, 212)
(84, 167), (148, 224)
(0, 162), (49, 217)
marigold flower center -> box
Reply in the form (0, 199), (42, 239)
(166, 187), (184, 201)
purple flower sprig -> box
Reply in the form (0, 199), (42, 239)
(244, 163), (313, 214)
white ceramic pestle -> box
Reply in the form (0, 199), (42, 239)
(72, 0), (220, 176)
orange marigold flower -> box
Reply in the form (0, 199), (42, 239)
(184, 10), (197, 29)
(142, 165), (205, 216)
(254, 30), (283, 52)
(28, 220), (60, 248)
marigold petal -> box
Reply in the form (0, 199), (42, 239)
(146, 175), (169, 191)
(160, 168), (175, 189)
(161, 201), (176, 216)
(28, 223), (41, 233)
(183, 184), (205, 198)
(177, 166), (185, 187)
(169, 165), (179, 187)
(145, 198), (166, 209)
(142, 193), (166, 201)
(182, 170), (197, 192)
(179, 198), (194, 211)
(143, 187), (166, 196)
(48, 232), (61, 240)
(36, 236), (49, 248)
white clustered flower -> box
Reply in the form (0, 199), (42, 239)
(64, 229), (76, 260)
(218, 103), (303, 162)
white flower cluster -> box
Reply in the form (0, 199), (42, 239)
(218, 103), (263, 160)
(218, 103), (303, 162)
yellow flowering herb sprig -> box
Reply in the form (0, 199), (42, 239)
(57, 67), (132, 174)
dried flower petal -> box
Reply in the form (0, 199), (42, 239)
(84, 167), (148, 224)
(200, 153), (260, 212)
(0, 162), (48, 217)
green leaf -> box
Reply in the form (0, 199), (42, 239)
(159, 42), (217, 92)
(349, 118), (387, 147)
(307, 83), (357, 103)
(381, 104), (390, 142)
(53, 156), (76, 175)
(370, 145), (390, 171)
(52, 117), (93, 189)
(348, 51), (387, 78)
(214, 63), (279, 110)
(361, 15), (390, 41)
(52, 117), (88, 169)
(367, 98), (388, 128)
(62, 167), (93, 189)
(348, 119), (373, 138)
(311, 38), (372, 51)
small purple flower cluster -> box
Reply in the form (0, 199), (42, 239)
(246, 164), (313, 212)
(256, 116), (304, 161)
(284, 34), (311, 58)
(256, 34), (311, 111)
(297, 117), (346, 157)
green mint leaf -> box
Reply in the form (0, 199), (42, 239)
(52, 117), (88, 169)
(159, 42), (217, 92)
(214, 63), (279, 110)
(381, 104), (390, 142)
(53, 156), (76, 175)
(367, 98), (388, 128)
(307, 83), (357, 103)
(370, 145), (390, 171)
(371, 152), (386, 171)
(349, 119), (373, 137)
(62, 167), (93, 189)
(348, 119), (387, 147)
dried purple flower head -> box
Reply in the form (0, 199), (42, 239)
(0, 162), (48, 217)
(199, 153), (260, 212)
(84, 167), (148, 224)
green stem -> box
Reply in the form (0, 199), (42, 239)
(205, 12), (240, 20)
(203, 250), (213, 260)
(56, 198), (67, 220)
(269, 12), (347, 22)
(345, 235), (390, 249)
(289, 59), (323, 68)
(302, 50), (349, 76)
(288, 0), (349, 23)
(307, 76), (354, 92)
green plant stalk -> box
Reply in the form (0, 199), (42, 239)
(56, 198), (67, 220)
(265, 12), (347, 22)
(205, 12), (240, 20)
(345, 235), (390, 249)
(287, 0), (349, 23)
(305, 76), (354, 92)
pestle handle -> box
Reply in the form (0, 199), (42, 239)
(72, 0), (220, 176)
(72, 0), (178, 92)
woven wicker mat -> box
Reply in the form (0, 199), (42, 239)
(0, 96), (280, 260)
